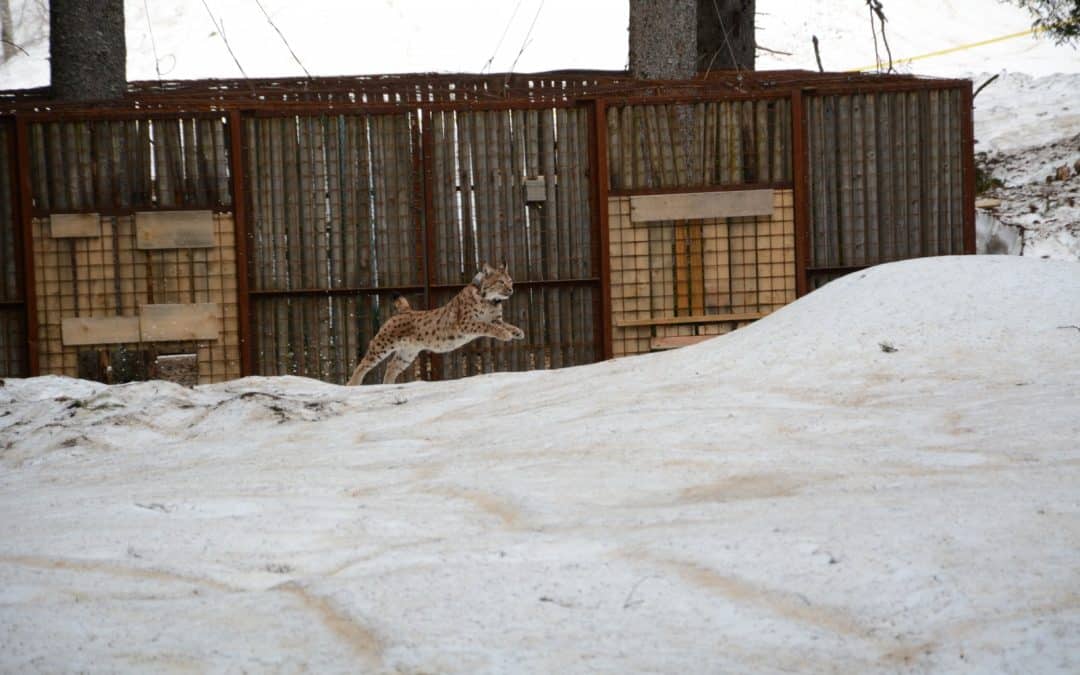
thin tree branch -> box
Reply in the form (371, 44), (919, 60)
(812, 35), (824, 72)
(252, 0), (311, 79)
(869, 1), (894, 73)
(973, 73), (1000, 100)
(755, 44), (792, 56)
(142, 0), (164, 84)
(200, 0), (250, 80)
(0, 38), (28, 57)
(504, 0), (545, 88)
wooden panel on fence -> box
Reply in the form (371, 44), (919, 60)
(630, 189), (774, 222)
(50, 213), (102, 238)
(28, 117), (231, 212)
(61, 316), (140, 346)
(616, 311), (764, 328)
(805, 90), (967, 289)
(140, 303), (220, 341)
(32, 214), (240, 384)
(607, 100), (793, 191)
(608, 190), (795, 358)
(135, 210), (216, 249)
(651, 335), (713, 350)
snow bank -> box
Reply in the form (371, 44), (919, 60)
(2, 256), (1078, 673)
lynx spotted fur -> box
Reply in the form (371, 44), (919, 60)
(347, 263), (525, 385)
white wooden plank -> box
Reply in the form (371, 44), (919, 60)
(61, 316), (140, 346)
(615, 311), (764, 328)
(50, 213), (101, 238)
(650, 335), (714, 350)
(135, 210), (216, 249)
(630, 189), (774, 222)
(140, 303), (220, 341)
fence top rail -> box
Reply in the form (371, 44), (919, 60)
(0, 68), (970, 116)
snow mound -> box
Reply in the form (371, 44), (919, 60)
(1, 256), (1079, 674)
(682, 255), (1080, 375)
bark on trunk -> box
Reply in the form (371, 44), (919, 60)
(628, 0), (697, 80)
(50, 0), (126, 101)
(1, 0), (15, 63)
(697, 0), (755, 71)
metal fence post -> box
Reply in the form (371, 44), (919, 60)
(790, 88), (812, 297)
(13, 115), (38, 376)
(227, 109), (254, 376)
(590, 98), (613, 360)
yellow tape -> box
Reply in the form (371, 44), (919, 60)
(850, 26), (1045, 72)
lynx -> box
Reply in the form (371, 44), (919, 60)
(346, 263), (525, 385)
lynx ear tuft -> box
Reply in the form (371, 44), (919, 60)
(482, 262), (495, 275)
(500, 260), (508, 272)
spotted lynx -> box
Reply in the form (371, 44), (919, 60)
(347, 263), (525, 385)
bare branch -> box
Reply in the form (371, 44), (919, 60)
(1, 37), (28, 57)
(812, 35), (824, 72)
(252, 0), (311, 79)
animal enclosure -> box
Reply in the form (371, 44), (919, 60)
(0, 70), (974, 384)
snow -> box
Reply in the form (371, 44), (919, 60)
(2, 256), (1079, 672)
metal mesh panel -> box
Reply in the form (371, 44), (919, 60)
(32, 214), (240, 384)
(608, 190), (795, 357)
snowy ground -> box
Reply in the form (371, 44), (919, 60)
(2, 256), (1079, 673)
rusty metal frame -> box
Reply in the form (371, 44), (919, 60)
(592, 89), (794, 107)
(1, 116), (28, 375)
(227, 109), (254, 376)
(790, 88), (812, 297)
(591, 98), (613, 361)
(13, 115), (38, 375)
(959, 81), (977, 254)
(13, 109), (232, 122)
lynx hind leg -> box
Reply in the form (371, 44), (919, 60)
(347, 335), (395, 386)
(381, 352), (417, 384)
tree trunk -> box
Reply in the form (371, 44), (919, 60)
(1, 0), (15, 63)
(697, 0), (755, 71)
(50, 0), (126, 101)
(628, 0), (697, 80)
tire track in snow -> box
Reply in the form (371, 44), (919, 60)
(274, 581), (384, 667)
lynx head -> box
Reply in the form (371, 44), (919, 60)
(472, 261), (514, 304)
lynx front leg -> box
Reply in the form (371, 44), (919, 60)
(500, 321), (525, 340)
(463, 321), (524, 342)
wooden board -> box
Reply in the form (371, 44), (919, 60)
(61, 316), (140, 346)
(650, 335), (714, 350)
(50, 213), (101, 238)
(135, 210), (216, 249)
(615, 311), (764, 328)
(139, 303), (220, 341)
(630, 189), (774, 223)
